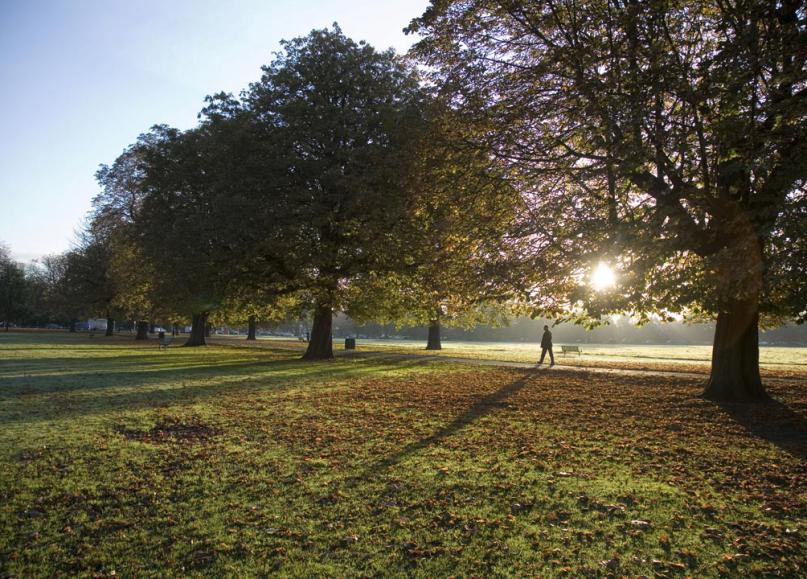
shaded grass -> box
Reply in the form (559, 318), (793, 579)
(1, 332), (805, 577)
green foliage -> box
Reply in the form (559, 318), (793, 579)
(347, 101), (526, 330)
(92, 137), (159, 321)
(240, 25), (426, 312)
(136, 125), (234, 318)
(81, 26), (437, 341)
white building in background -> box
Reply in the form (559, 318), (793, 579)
(88, 318), (109, 331)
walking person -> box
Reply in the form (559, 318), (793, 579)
(536, 325), (554, 367)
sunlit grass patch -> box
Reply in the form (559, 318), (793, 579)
(212, 334), (807, 377)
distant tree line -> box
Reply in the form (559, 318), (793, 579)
(2, 2), (806, 403)
(329, 314), (807, 347)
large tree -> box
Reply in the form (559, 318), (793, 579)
(244, 25), (427, 359)
(409, 0), (807, 400)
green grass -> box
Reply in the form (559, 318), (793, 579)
(215, 334), (807, 376)
(1, 332), (805, 577)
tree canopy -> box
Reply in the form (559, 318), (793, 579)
(408, 0), (807, 400)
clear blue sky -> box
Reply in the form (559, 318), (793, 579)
(0, 0), (429, 262)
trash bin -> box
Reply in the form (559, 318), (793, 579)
(345, 337), (356, 350)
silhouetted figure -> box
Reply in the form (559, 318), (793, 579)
(537, 325), (554, 367)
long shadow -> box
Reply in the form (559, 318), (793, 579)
(0, 356), (298, 395)
(0, 343), (331, 380)
(0, 356), (439, 426)
(717, 398), (807, 461)
(1, 347), (439, 391)
(361, 374), (534, 478)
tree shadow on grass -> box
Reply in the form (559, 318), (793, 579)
(361, 374), (534, 478)
(0, 356), (437, 426)
(718, 397), (807, 461)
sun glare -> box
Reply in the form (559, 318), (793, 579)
(591, 262), (616, 291)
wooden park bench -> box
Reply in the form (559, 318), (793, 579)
(561, 345), (581, 357)
(158, 335), (173, 350)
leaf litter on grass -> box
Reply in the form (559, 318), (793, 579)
(1, 336), (805, 577)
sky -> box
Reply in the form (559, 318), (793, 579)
(0, 0), (430, 262)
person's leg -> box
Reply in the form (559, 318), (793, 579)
(549, 346), (555, 366)
(538, 347), (547, 364)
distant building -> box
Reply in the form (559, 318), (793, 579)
(88, 318), (109, 331)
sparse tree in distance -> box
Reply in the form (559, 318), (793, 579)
(0, 245), (28, 331)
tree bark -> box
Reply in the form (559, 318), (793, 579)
(204, 323), (211, 338)
(105, 315), (114, 337)
(703, 297), (768, 401)
(302, 304), (333, 360)
(426, 319), (442, 350)
(247, 315), (257, 341)
(135, 320), (149, 340)
(185, 312), (208, 347)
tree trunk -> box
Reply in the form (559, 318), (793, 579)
(302, 304), (333, 360)
(149, 323), (156, 333)
(69, 320), (77, 333)
(172, 324), (178, 336)
(426, 319), (442, 350)
(247, 315), (257, 341)
(135, 320), (149, 340)
(185, 312), (208, 347)
(703, 297), (768, 401)
(105, 315), (114, 337)
(204, 323), (211, 338)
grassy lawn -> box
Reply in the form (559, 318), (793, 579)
(214, 335), (807, 377)
(1, 332), (805, 577)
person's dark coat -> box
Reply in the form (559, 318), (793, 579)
(541, 329), (552, 349)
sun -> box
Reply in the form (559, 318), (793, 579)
(591, 261), (616, 291)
